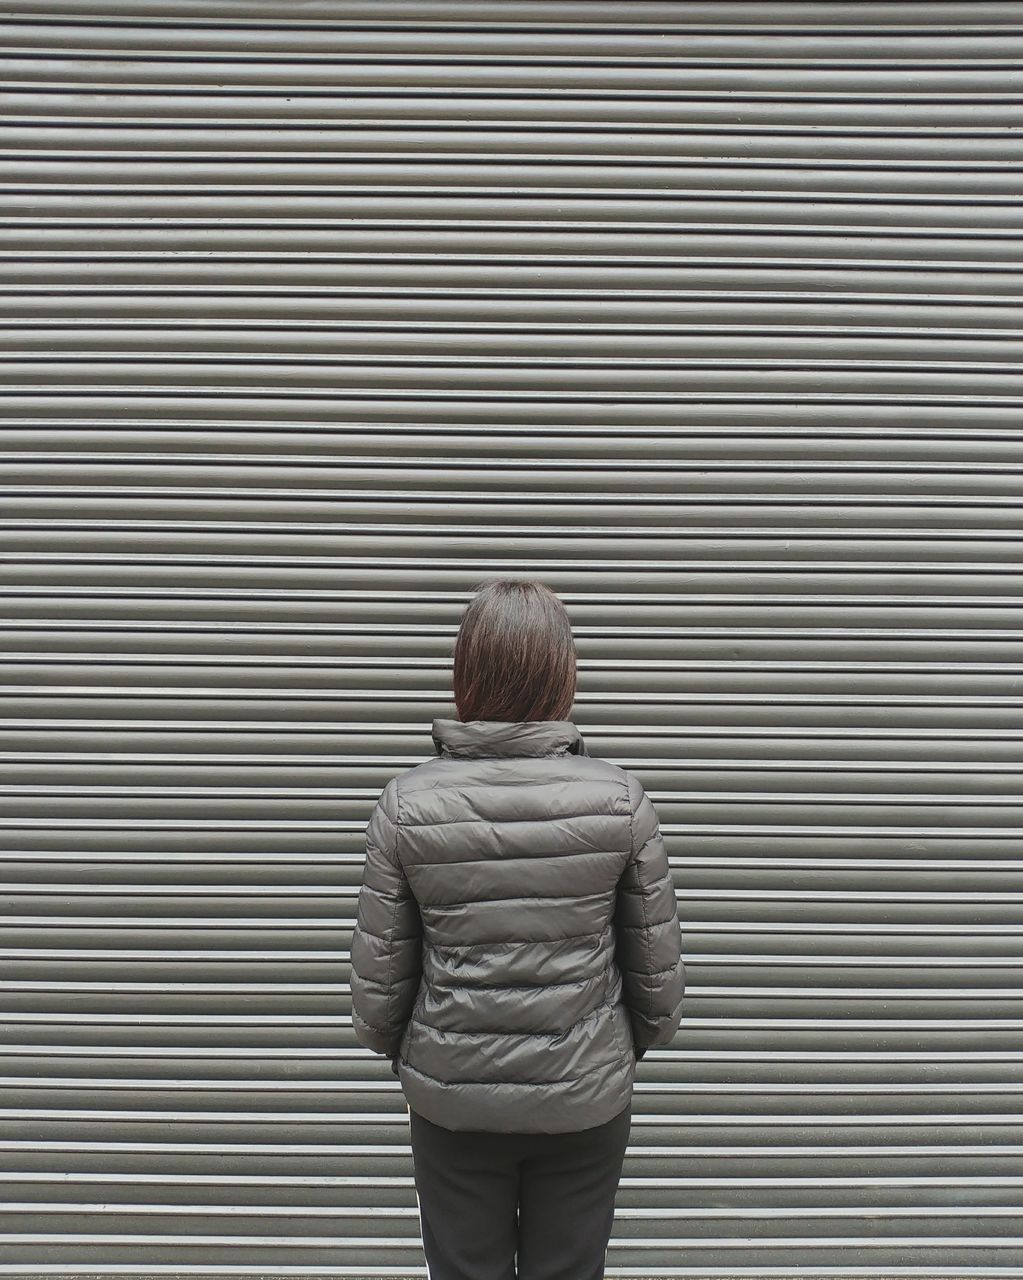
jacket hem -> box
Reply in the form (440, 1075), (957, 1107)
(396, 1052), (635, 1134)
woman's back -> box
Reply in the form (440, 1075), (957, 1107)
(351, 715), (686, 1134)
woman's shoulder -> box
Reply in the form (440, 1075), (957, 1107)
(387, 750), (632, 806)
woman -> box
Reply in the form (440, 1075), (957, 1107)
(351, 578), (686, 1279)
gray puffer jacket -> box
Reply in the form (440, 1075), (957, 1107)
(350, 717), (686, 1133)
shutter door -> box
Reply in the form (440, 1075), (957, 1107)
(2, 2), (1021, 1275)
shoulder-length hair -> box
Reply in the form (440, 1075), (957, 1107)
(452, 578), (577, 723)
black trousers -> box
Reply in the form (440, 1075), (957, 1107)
(406, 1099), (633, 1280)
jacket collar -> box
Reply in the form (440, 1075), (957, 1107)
(432, 718), (587, 760)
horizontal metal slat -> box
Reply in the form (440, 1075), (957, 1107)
(1, 1), (1021, 27)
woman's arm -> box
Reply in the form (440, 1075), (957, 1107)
(614, 772), (686, 1056)
(350, 776), (423, 1059)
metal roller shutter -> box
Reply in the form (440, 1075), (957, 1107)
(1, 2), (1021, 1275)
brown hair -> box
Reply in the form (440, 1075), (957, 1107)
(452, 579), (577, 723)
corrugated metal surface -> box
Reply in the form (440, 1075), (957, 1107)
(1, 2), (1022, 1275)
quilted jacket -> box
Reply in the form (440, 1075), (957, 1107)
(349, 717), (686, 1133)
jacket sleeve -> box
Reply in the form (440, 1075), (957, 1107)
(350, 777), (423, 1058)
(614, 771), (686, 1054)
